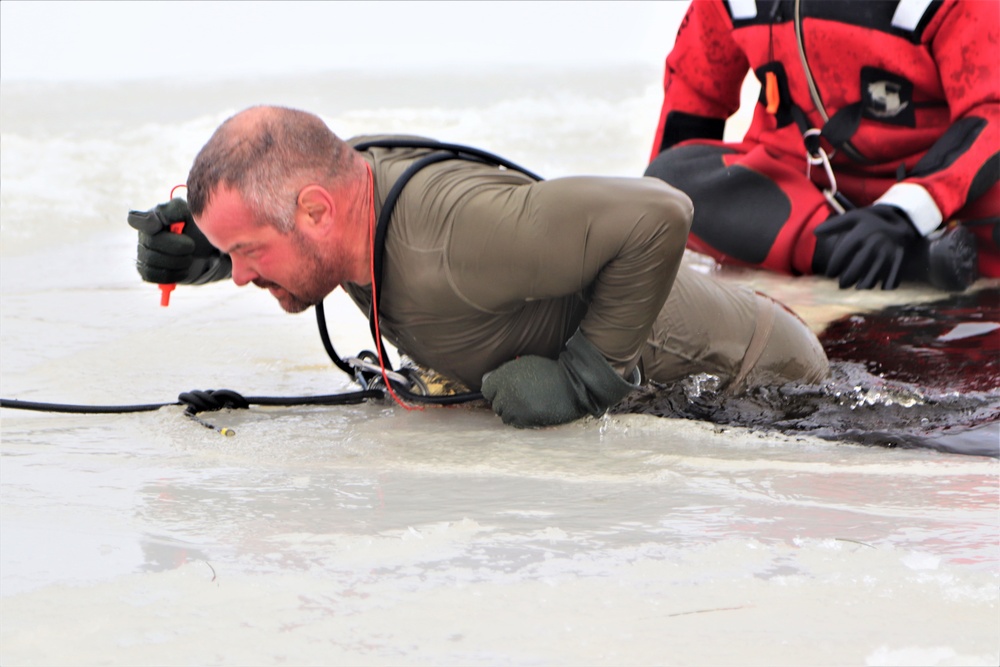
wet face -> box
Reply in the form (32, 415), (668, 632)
(195, 186), (342, 313)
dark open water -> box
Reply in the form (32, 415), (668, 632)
(617, 287), (1000, 457)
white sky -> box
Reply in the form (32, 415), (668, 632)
(0, 1), (688, 83)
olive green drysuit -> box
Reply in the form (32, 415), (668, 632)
(342, 136), (829, 398)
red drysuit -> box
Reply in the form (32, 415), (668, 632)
(646, 0), (1000, 277)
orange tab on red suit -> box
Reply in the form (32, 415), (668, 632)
(765, 71), (780, 115)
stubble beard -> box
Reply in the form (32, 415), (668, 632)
(256, 232), (346, 314)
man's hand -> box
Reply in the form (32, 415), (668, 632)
(127, 198), (232, 285)
(813, 204), (920, 290)
(480, 331), (637, 428)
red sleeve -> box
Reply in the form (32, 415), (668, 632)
(650, 0), (751, 160)
(878, 0), (1000, 231)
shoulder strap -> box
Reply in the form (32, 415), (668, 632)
(366, 150), (459, 365)
(353, 138), (544, 182)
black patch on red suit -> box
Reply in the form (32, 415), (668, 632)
(658, 111), (726, 153)
(910, 116), (988, 178)
(967, 151), (1000, 206)
(860, 67), (916, 127)
(644, 144), (790, 265)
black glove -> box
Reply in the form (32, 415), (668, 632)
(480, 330), (637, 428)
(127, 198), (232, 285)
(813, 204), (920, 290)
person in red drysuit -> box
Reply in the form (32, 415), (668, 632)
(644, 0), (999, 291)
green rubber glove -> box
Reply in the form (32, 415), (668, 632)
(481, 330), (638, 428)
(127, 198), (232, 285)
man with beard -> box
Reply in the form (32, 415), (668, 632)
(129, 105), (829, 428)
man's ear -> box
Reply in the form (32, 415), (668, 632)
(295, 185), (335, 236)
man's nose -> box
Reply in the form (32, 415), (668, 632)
(230, 256), (258, 286)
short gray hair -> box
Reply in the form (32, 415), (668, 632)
(187, 106), (353, 231)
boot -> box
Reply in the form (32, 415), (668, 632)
(899, 225), (979, 292)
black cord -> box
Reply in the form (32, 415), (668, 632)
(314, 301), (483, 405)
(315, 300), (357, 377)
(0, 398), (173, 414)
(0, 388), (382, 416)
(1, 385), (478, 437)
(1, 388), (387, 437)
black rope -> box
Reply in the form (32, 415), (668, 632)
(1, 385), (477, 437)
(177, 389), (250, 414)
(394, 386), (483, 405)
(313, 301), (484, 404)
(1, 388), (387, 437)
(0, 388), (382, 416)
(315, 300), (356, 377)
(0, 398), (172, 414)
